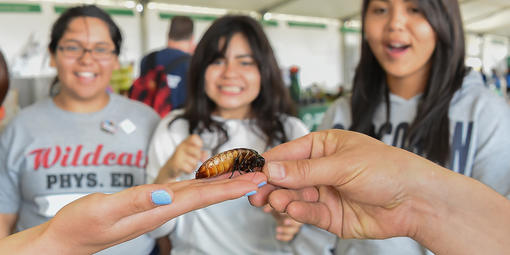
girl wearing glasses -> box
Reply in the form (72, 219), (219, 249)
(319, 0), (510, 254)
(0, 5), (160, 255)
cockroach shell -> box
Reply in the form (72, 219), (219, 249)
(196, 151), (235, 179)
(195, 148), (262, 179)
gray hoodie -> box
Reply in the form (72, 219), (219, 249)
(319, 71), (510, 255)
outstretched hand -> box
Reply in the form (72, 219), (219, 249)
(3, 172), (267, 255)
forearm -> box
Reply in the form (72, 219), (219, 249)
(409, 156), (510, 254)
(0, 222), (73, 254)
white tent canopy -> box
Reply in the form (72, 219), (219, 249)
(149, 0), (510, 37)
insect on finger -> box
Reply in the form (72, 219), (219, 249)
(195, 148), (265, 179)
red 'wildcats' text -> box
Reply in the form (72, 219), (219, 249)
(29, 144), (146, 170)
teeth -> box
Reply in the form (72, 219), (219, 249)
(390, 43), (407, 48)
(220, 86), (242, 93)
(77, 72), (95, 78)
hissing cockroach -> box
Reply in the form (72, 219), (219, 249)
(195, 148), (265, 179)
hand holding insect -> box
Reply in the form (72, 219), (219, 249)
(163, 134), (209, 179)
(248, 130), (424, 240)
(263, 204), (302, 242)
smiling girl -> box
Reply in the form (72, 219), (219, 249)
(319, 0), (510, 254)
(0, 5), (160, 254)
(145, 15), (336, 254)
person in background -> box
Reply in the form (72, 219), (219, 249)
(505, 66), (510, 99)
(146, 15), (335, 255)
(318, 0), (510, 254)
(0, 50), (20, 133)
(0, 5), (160, 255)
(490, 68), (501, 91)
(138, 16), (195, 113)
(0, 50), (8, 131)
(0, 51), (8, 106)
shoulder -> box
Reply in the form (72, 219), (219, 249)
(279, 114), (310, 138)
(155, 109), (189, 135)
(150, 109), (189, 149)
(451, 71), (509, 115)
(6, 99), (52, 127)
(110, 94), (160, 123)
(158, 48), (190, 61)
(111, 94), (156, 112)
(0, 99), (53, 145)
(450, 71), (510, 127)
(318, 96), (351, 130)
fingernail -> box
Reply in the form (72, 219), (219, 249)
(151, 190), (172, 205)
(257, 181), (267, 188)
(244, 190), (257, 197)
(268, 162), (286, 181)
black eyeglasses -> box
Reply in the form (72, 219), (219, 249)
(57, 45), (116, 60)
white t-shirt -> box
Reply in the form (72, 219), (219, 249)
(147, 110), (336, 255)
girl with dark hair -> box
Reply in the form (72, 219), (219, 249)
(145, 15), (333, 254)
(319, 0), (510, 254)
(0, 5), (160, 255)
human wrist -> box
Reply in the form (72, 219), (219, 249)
(402, 152), (494, 254)
(412, 166), (510, 254)
(29, 222), (86, 255)
(405, 160), (447, 247)
(390, 148), (445, 242)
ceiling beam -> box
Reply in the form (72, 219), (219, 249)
(458, 0), (478, 4)
(258, 0), (296, 14)
(464, 5), (510, 25)
(338, 10), (361, 21)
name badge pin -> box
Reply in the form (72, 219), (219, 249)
(101, 120), (117, 134)
(119, 119), (136, 134)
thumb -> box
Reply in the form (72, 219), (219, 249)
(200, 150), (210, 163)
(188, 134), (203, 147)
(264, 156), (343, 189)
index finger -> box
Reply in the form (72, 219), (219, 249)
(185, 134), (203, 148)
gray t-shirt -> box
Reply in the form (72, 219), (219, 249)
(0, 93), (160, 255)
(319, 71), (510, 255)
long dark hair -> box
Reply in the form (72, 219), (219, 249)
(351, 0), (467, 165)
(48, 5), (122, 93)
(173, 15), (295, 153)
(0, 51), (9, 105)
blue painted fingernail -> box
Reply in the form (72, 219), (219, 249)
(244, 190), (257, 197)
(257, 181), (267, 188)
(151, 190), (172, 205)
